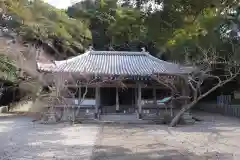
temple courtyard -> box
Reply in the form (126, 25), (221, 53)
(0, 112), (240, 160)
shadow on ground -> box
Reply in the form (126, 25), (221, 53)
(92, 145), (234, 160)
(91, 112), (240, 160)
(1, 112), (239, 160)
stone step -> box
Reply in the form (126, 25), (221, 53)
(100, 114), (139, 122)
(181, 112), (195, 124)
(183, 113), (191, 116)
(143, 116), (163, 120)
(183, 113), (191, 115)
(152, 120), (164, 124)
(182, 116), (193, 119)
(183, 117), (194, 119)
(184, 120), (195, 124)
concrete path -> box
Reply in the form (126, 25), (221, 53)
(0, 114), (100, 160)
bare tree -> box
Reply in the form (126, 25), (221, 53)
(43, 70), (126, 124)
(43, 72), (99, 123)
(153, 46), (240, 127)
(0, 30), (130, 123)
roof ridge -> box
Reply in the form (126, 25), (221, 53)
(89, 50), (148, 55)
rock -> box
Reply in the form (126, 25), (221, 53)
(0, 106), (9, 113)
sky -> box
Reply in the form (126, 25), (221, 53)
(44, 0), (163, 12)
(44, 0), (81, 9)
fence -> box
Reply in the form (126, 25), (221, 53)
(196, 95), (240, 118)
(217, 95), (232, 107)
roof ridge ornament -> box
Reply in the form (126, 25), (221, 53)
(141, 47), (146, 52)
(88, 45), (94, 51)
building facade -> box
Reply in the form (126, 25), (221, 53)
(37, 49), (190, 121)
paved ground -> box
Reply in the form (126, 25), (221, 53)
(0, 114), (100, 160)
(1, 112), (240, 160)
(92, 112), (240, 160)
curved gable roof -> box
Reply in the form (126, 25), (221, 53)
(37, 50), (190, 76)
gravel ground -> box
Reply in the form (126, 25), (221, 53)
(92, 112), (240, 160)
(0, 114), (100, 160)
(1, 112), (240, 160)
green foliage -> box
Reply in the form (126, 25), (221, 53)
(0, 54), (17, 82)
(67, 0), (239, 61)
(1, 0), (92, 59)
(67, 0), (159, 55)
(108, 8), (147, 44)
(0, 0), (239, 105)
(1, 0), (240, 62)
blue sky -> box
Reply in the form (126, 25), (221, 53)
(44, 0), (81, 9)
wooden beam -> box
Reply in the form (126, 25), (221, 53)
(78, 85), (81, 105)
(95, 86), (100, 118)
(153, 86), (157, 105)
(137, 83), (142, 119)
(135, 88), (138, 109)
(66, 83), (168, 89)
(182, 76), (190, 106)
(116, 87), (119, 111)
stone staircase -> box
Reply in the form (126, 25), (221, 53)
(142, 115), (164, 124)
(99, 113), (150, 124)
(182, 112), (195, 124)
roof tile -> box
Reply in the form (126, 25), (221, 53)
(37, 51), (190, 76)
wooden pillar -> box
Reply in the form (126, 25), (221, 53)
(78, 86), (81, 105)
(137, 83), (142, 119)
(135, 87), (138, 109)
(153, 85), (157, 105)
(95, 86), (100, 119)
(182, 76), (190, 105)
(116, 87), (119, 112)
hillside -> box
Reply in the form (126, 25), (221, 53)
(0, 0), (92, 60)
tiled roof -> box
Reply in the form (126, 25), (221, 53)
(37, 50), (191, 76)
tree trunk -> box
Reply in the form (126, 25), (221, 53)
(169, 75), (237, 127)
(169, 101), (198, 127)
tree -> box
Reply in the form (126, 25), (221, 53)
(0, 54), (17, 82)
(67, 0), (118, 50)
(219, 6), (240, 42)
(67, 0), (239, 60)
(1, 0), (92, 59)
(0, 27), (128, 123)
(1, 0), (240, 125)
(67, 0), (161, 56)
(152, 45), (240, 127)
